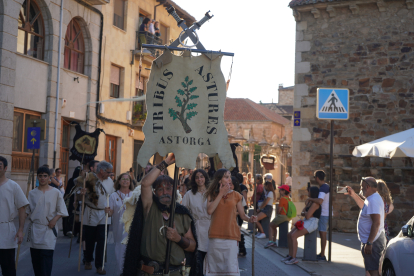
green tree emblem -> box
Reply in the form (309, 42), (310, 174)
(168, 76), (199, 133)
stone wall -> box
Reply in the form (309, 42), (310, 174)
(278, 86), (295, 105)
(291, 0), (414, 235)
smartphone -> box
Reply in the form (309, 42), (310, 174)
(307, 182), (311, 191)
(336, 186), (348, 193)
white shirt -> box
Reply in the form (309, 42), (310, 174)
(181, 190), (211, 252)
(0, 180), (29, 249)
(83, 177), (115, 226)
(318, 183), (331, 217)
(265, 190), (274, 206)
(26, 187), (68, 249)
(357, 192), (384, 244)
(148, 23), (155, 34)
(285, 176), (292, 186)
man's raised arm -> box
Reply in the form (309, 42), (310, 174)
(141, 153), (175, 213)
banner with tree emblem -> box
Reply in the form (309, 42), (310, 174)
(138, 50), (235, 169)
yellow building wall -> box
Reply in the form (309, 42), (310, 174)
(96, 0), (191, 176)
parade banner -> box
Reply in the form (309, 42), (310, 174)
(138, 50), (235, 169)
(69, 122), (104, 164)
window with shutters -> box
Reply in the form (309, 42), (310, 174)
(113, 0), (126, 30)
(110, 65), (122, 98)
(64, 19), (85, 74)
(17, 0), (45, 60)
(134, 75), (146, 121)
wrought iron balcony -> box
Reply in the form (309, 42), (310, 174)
(136, 31), (164, 58)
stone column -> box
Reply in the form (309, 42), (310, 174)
(235, 144), (243, 171)
(0, 0), (20, 177)
(248, 144), (255, 175)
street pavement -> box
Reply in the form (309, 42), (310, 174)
(6, 216), (366, 276)
(9, 226), (310, 276)
(242, 221), (366, 276)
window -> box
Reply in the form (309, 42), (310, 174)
(110, 65), (121, 98)
(13, 109), (41, 153)
(64, 19), (85, 73)
(17, 0), (45, 60)
(134, 75), (146, 120)
(113, 0), (126, 30)
(105, 135), (117, 174)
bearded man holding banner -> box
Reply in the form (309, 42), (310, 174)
(123, 153), (198, 276)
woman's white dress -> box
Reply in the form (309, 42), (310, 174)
(109, 190), (131, 275)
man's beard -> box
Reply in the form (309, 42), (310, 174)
(159, 194), (172, 205)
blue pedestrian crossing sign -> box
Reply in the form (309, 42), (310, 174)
(27, 127), (41, 149)
(317, 88), (349, 120)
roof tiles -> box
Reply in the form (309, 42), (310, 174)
(224, 98), (290, 126)
(289, 0), (347, 8)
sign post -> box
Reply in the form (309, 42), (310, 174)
(316, 88), (349, 262)
(27, 126), (41, 190)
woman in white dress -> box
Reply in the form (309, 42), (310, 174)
(181, 169), (210, 276)
(105, 173), (133, 276)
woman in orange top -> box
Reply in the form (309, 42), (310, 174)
(203, 169), (257, 276)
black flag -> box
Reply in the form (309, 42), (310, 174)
(69, 122), (104, 164)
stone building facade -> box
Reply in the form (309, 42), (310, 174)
(1, 0), (102, 190)
(224, 98), (291, 185)
(290, 0), (414, 234)
(278, 84), (295, 106)
(0, 0), (194, 190)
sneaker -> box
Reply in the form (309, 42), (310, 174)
(84, 262), (92, 270)
(285, 258), (299, 265)
(281, 255), (292, 262)
(317, 255), (327, 261)
(264, 241), (277, 248)
(96, 267), (106, 275)
(256, 233), (266, 239)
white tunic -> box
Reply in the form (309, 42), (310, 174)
(181, 190), (211, 252)
(109, 190), (131, 274)
(0, 179), (29, 249)
(83, 177), (115, 226)
(26, 187), (68, 250)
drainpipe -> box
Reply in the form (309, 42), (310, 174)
(53, 0), (64, 168)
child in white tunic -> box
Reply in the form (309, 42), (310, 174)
(26, 166), (68, 276)
(0, 156), (29, 276)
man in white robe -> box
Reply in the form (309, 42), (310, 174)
(0, 156), (29, 276)
(77, 161), (115, 275)
(26, 166), (68, 276)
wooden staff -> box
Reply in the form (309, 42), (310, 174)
(102, 194), (110, 270)
(68, 200), (78, 258)
(252, 164), (257, 276)
(15, 169), (33, 270)
(78, 172), (87, 271)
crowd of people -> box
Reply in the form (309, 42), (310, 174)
(138, 17), (162, 48)
(0, 152), (396, 276)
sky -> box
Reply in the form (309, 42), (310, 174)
(173, 0), (296, 104)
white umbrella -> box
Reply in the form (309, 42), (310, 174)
(352, 128), (414, 158)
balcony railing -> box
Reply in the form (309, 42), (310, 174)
(12, 152), (39, 172)
(136, 32), (163, 58)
